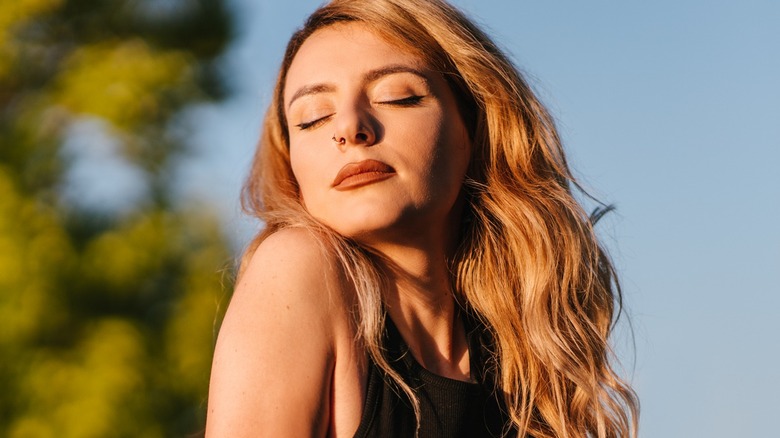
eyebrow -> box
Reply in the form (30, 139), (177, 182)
(286, 64), (430, 110)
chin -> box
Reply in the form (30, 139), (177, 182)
(316, 208), (409, 242)
(331, 219), (400, 241)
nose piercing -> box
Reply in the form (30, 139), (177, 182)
(332, 134), (346, 145)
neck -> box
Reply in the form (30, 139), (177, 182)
(362, 199), (465, 307)
(373, 239), (452, 299)
(366, 236), (471, 381)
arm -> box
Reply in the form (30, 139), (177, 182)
(206, 229), (339, 437)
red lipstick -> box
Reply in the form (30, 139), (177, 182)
(332, 159), (395, 191)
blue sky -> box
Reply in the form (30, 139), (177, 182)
(179, 1), (780, 435)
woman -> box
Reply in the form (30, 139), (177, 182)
(206, 0), (638, 436)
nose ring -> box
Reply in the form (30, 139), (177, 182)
(332, 134), (346, 145)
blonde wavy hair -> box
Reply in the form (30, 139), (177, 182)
(241, 0), (639, 436)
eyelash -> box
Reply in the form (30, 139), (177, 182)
(295, 115), (331, 131)
(294, 96), (425, 131)
(381, 95), (424, 107)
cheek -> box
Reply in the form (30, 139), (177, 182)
(289, 148), (304, 186)
(289, 145), (316, 200)
(429, 120), (471, 187)
(289, 144), (336, 217)
(428, 130), (471, 212)
(443, 109), (472, 175)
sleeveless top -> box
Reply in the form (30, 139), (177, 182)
(352, 311), (516, 437)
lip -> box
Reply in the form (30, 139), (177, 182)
(332, 159), (396, 191)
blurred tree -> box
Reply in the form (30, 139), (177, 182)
(0, 1), (235, 436)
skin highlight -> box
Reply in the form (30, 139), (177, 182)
(208, 1), (639, 437)
(285, 21), (474, 383)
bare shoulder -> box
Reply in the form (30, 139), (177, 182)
(239, 227), (345, 306)
(206, 228), (353, 437)
(229, 227), (347, 343)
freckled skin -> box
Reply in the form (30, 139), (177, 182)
(207, 22), (473, 438)
(284, 23), (471, 246)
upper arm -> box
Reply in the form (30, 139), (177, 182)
(206, 228), (343, 437)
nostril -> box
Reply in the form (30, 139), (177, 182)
(356, 132), (369, 142)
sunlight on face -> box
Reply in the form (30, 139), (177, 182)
(284, 23), (471, 246)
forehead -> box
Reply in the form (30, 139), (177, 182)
(283, 23), (427, 104)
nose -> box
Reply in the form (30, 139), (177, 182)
(331, 101), (379, 149)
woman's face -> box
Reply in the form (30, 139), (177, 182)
(283, 23), (471, 245)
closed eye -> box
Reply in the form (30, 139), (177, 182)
(295, 114), (332, 130)
(379, 95), (425, 107)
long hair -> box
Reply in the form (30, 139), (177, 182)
(241, 0), (639, 436)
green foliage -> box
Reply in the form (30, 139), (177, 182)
(0, 1), (235, 436)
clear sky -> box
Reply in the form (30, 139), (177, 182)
(180, 1), (780, 436)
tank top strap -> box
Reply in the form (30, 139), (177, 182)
(353, 307), (513, 438)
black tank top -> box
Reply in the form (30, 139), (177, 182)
(352, 312), (515, 437)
